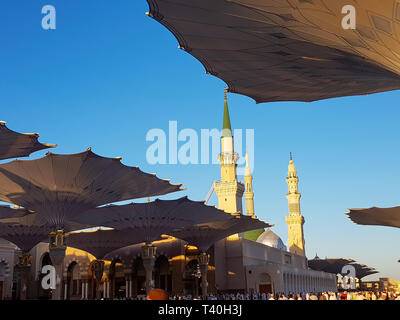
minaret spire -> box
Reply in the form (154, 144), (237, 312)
(285, 155), (306, 256)
(244, 150), (254, 217)
(288, 153), (297, 179)
(222, 88), (232, 137)
(245, 150), (251, 176)
(242, 151), (264, 241)
(214, 89), (244, 216)
(220, 89), (234, 156)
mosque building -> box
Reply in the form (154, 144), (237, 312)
(0, 93), (336, 299)
(211, 91), (335, 294)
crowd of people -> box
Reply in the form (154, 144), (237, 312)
(165, 291), (400, 300)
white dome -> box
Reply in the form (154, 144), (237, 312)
(256, 229), (287, 250)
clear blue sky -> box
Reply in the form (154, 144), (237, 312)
(1, 1), (399, 281)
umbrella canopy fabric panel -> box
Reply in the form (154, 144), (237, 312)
(0, 213), (95, 252)
(0, 121), (56, 160)
(169, 215), (271, 252)
(0, 224), (50, 252)
(322, 258), (357, 275)
(308, 257), (355, 273)
(0, 149), (183, 228)
(351, 263), (379, 280)
(308, 257), (377, 279)
(0, 212), (95, 231)
(307, 258), (331, 271)
(75, 197), (233, 244)
(104, 236), (185, 262)
(67, 229), (150, 260)
(146, 0), (400, 102)
(0, 205), (31, 219)
(346, 206), (400, 228)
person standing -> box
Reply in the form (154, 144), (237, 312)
(309, 292), (318, 300)
(268, 293), (275, 300)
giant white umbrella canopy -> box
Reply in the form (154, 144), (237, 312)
(0, 204), (31, 219)
(346, 206), (400, 228)
(308, 257), (378, 279)
(104, 236), (185, 262)
(0, 213), (94, 252)
(169, 215), (272, 252)
(0, 148), (183, 229)
(0, 121), (56, 160)
(146, 0), (400, 102)
(0, 206), (45, 252)
(67, 229), (147, 260)
(74, 197), (233, 243)
(351, 263), (379, 280)
(308, 257), (355, 273)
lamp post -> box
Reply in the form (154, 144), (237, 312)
(49, 230), (66, 300)
(198, 252), (210, 299)
(141, 243), (157, 294)
(192, 263), (202, 298)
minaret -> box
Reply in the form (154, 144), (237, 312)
(242, 151), (265, 241)
(244, 151), (254, 217)
(285, 153), (306, 256)
(214, 89), (244, 215)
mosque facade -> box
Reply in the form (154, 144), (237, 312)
(0, 94), (336, 300)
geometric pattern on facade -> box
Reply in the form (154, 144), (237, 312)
(0, 121), (56, 160)
(146, 0), (400, 102)
(0, 148), (183, 228)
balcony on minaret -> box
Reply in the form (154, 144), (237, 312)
(218, 152), (239, 165)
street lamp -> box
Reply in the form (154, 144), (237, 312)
(192, 263), (201, 298)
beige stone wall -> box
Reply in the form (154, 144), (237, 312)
(215, 237), (335, 293)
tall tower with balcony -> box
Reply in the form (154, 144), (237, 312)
(214, 89), (244, 215)
(285, 153), (306, 256)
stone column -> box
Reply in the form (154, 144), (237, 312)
(130, 277), (133, 298)
(64, 280), (68, 300)
(49, 230), (67, 300)
(198, 252), (210, 299)
(141, 243), (157, 294)
(125, 278), (129, 298)
(124, 275), (131, 299)
(17, 253), (32, 300)
(81, 281), (85, 300)
(49, 248), (66, 300)
(91, 260), (105, 300)
(85, 280), (88, 299)
(104, 280), (108, 299)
